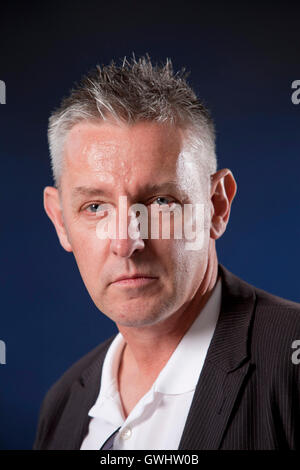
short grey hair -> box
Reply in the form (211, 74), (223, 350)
(48, 54), (217, 188)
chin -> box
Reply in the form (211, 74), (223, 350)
(98, 294), (175, 327)
(110, 303), (169, 328)
(115, 315), (164, 328)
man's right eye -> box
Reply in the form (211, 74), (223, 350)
(84, 203), (109, 215)
(82, 202), (115, 217)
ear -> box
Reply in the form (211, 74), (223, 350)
(209, 168), (237, 240)
(43, 186), (73, 252)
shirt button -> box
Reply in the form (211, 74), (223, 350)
(120, 426), (132, 440)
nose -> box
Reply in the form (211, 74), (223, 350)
(110, 202), (145, 258)
(110, 236), (145, 258)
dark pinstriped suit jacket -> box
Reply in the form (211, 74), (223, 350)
(33, 264), (300, 450)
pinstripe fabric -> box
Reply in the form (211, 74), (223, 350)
(99, 427), (121, 450)
(33, 264), (300, 450)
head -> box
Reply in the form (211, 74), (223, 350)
(44, 54), (237, 328)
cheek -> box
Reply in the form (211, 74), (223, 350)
(151, 238), (189, 279)
(170, 236), (208, 282)
(151, 203), (209, 249)
(71, 227), (107, 275)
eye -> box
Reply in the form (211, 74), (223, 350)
(84, 203), (108, 214)
(152, 196), (173, 206)
(86, 203), (101, 213)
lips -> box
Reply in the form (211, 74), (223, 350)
(113, 274), (155, 282)
(110, 274), (158, 287)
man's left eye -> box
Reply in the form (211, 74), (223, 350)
(86, 203), (102, 213)
(152, 197), (172, 205)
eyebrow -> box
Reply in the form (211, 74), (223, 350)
(72, 186), (113, 199)
(72, 181), (184, 200)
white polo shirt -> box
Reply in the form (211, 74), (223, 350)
(81, 276), (222, 450)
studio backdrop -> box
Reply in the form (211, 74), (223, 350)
(0, 0), (299, 449)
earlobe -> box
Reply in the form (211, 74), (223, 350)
(43, 186), (73, 252)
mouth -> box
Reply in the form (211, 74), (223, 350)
(110, 275), (158, 288)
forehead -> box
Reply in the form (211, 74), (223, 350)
(61, 120), (205, 200)
(63, 120), (184, 175)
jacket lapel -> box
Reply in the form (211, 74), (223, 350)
(178, 264), (256, 449)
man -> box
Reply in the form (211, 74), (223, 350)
(33, 55), (300, 450)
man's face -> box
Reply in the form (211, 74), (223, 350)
(56, 120), (213, 327)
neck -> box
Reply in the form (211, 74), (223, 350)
(117, 250), (219, 383)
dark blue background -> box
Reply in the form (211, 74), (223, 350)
(0, 0), (299, 449)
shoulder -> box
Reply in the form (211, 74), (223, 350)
(44, 334), (116, 404)
(252, 283), (300, 334)
(247, 283), (300, 376)
(219, 263), (300, 365)
(221, 263), (300, 330)
(33, 334), (116, 448)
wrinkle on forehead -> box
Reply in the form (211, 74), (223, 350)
(63, 120), (190, 191)
(65, 129), (131, 185)
(84, 140), (130, 179)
